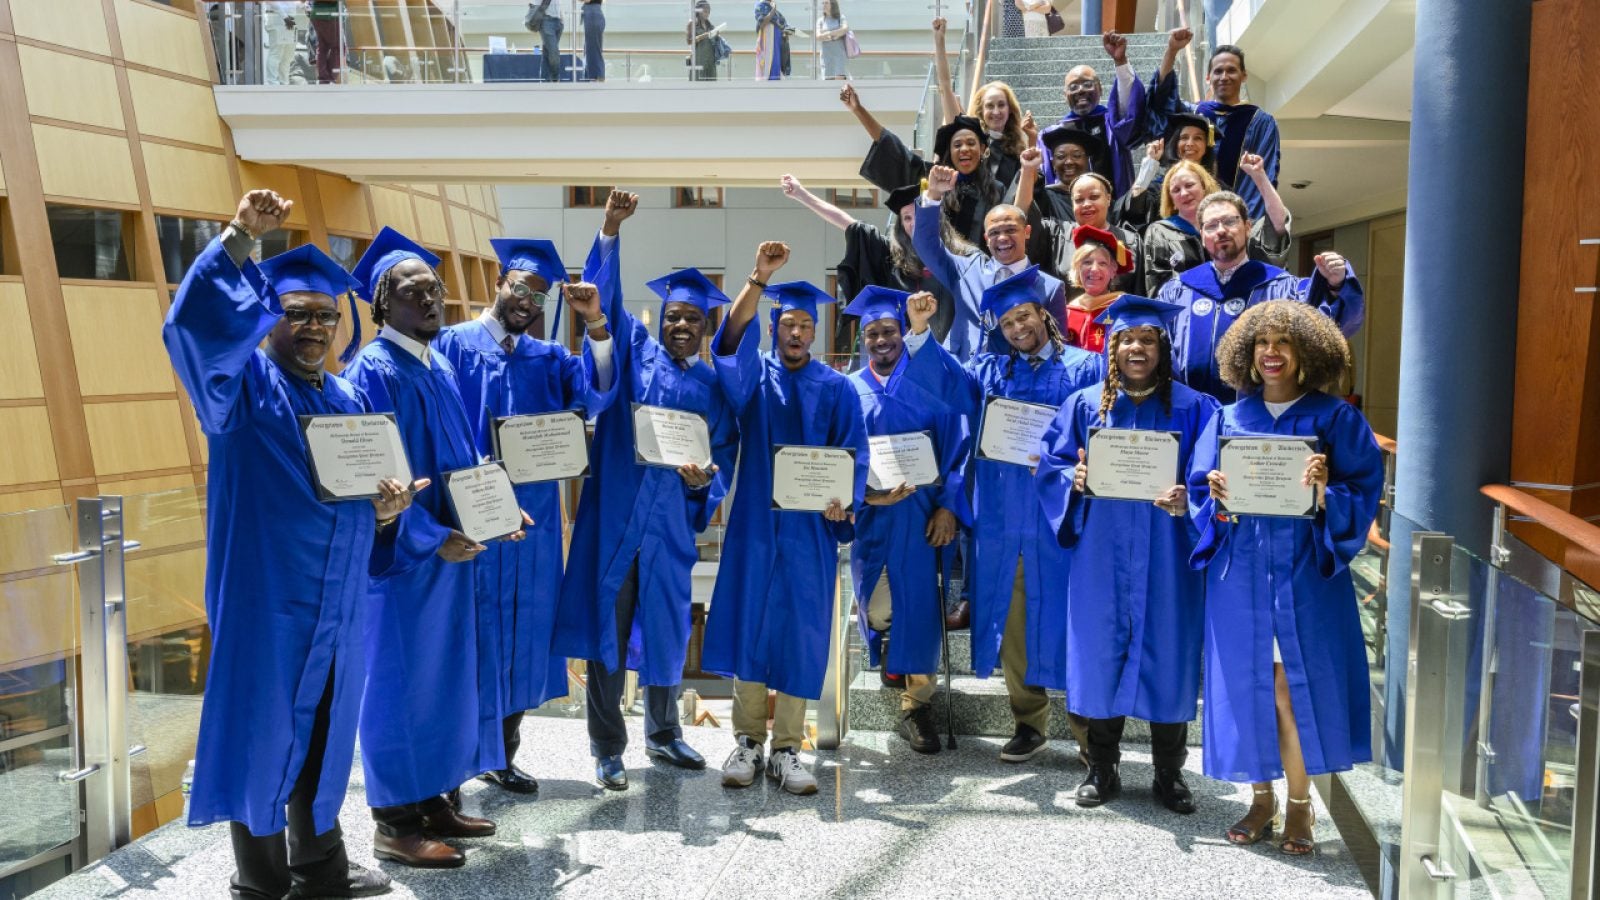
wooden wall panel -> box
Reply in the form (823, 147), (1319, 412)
(60, 284), (174, 396)
(316, 173), (371, 235)
(17, 46), (125, 130)
(410, 182), (438, 196)
(471, 212), (493, 258)
(142, 142), (234, 215)
(369, 185), (417, 234)
(0, 406), (62, 485)
(126, 71), (224, 148)
(413, 195), (448, 247)
(448, 204), (474, 253)
(444, 184), (469, 206)
(32, 123), (139, 204)
(237, 163), (310, 229)
(0, 283), (46, 400)
(0, 489), (66, 516)
(10, 0), (112, 57)
(113, 0), (208, 81)
(82, 399), (191, 475)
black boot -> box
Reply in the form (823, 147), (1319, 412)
(1152, 766), (1196, 814)
(897, 705), (942, 754)
(1075, 764), (1121, 807)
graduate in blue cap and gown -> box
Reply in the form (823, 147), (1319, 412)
(1187, 300), (1382, 855)
(164, 189), (419, 899)
(342, 226), (527, 869)
(555, 190), (740, 789)
(705, 241), (868, 796)
(1035, 294), (1219, 812)
(1156, 191), (1363, 402)
(843, 286), (970, 755)
(901, 267), (1102, 764)
(432, 236), (615, 796)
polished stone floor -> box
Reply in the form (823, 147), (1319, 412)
(35, 716), (1372, 899)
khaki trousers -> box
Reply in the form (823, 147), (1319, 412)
(867, 571), (937, 711)
(1003, 558), (1090, 750)
(732, 679), (808, 752)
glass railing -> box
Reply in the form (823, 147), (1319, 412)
(203, 1), (959, 86)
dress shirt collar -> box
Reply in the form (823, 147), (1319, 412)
(378, 324), (431, 365)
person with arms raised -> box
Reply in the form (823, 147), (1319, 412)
(1142, 153), (1291, 297)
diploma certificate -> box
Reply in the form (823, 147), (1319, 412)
(299, 413), (412, 502)
(442, 462), (524, 543)
(866, 431), (940, 492)
(492, 411), (589, 484)
(632, 403), (713, 469)
(1218, 435), (1319, 518)
(976, 396), (1058, 467)
(1084, 428), (1182, 502)
(771, 445), (856, 512)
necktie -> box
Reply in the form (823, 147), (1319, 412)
(501, 335), (516, 354)
(1028, 355), (1043, 369)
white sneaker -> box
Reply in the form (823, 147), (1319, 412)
(765, 747), (818, 795)
(721, 736), (764, 788)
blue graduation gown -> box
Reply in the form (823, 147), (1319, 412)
(1187, 391), (1383, 783)
(433, 320), (609, 715)
(906, 339), (1104, 687)
(1149, 70), (1281, 221)
(165, 239), (384, 836)
(342, 338), (505, 807)
(552, 235), (739, 687)
(1035, 382), (1218, 723)
(849, 350), (971, 676)
(701, 323), (869, 700)
(1156, 259), (1365, 402)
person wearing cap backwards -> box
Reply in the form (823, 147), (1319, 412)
(841, 286), (970, 753)
(342, 227), (538, 869)
(1156, 190), (1361, 402)
(915, 164), (1068, 359)
(901, 269), (1102, 765)
(840, 83), (1006, 250)
(1035, 31), (1151, 193)
(704, 241), (868, 795)
(164, 189), (422, 899)
(1034, 295), (1219, 812)
(779, 174), (968, 350)
(554, 190), (740, 789)
(431, 229), (615, 797)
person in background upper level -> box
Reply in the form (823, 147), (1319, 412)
(1013, 0), (1054, 38)
(262, 2), (304, 86)
(308, 1), (341, 84)
(581, 0), (606, 82)
(754, 0), (785, 80)
(818, 0), (850, 79)
(1150, 29), (1281, 221)
(1142, 155), (1291, 297)
(687, 1), (721, 81)
(1036, 31), (1150, 195)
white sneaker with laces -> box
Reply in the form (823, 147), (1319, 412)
(721, 736), (764, 788)
(765, 747), (818, 795)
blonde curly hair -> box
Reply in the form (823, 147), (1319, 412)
(1215, 300), (1352, 394)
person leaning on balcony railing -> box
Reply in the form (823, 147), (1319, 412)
(162, 189), (424, 900)
(687, 0), (722, 81)
(1187, 299), (1384, 857)
(307, 1), (342, 84)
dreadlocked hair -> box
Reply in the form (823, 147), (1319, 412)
(370, 272), (393, 327)
(1002, 303), (1071, 380)
(1098, 329), (1175, 423)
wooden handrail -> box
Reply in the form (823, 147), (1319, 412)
(1480, 484), (1600, 561)
(967, 0), (996, 108)
(1372, 431), (1397, 454)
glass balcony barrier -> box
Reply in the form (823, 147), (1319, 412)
(203, 1), (964, 87)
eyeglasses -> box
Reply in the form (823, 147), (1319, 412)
(393, 282), (445, 304)
(506, 282), (550, 304)
(1064, 78), (1097, 92)
(283, 308), (342, 327)
(1200, 214), (1244, 234)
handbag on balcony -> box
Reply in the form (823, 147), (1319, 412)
(843, 30), (862, 58)
(1045, 6), (1066, 34)
(525, 0), (553, 32)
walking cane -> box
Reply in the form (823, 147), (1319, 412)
(935, 546), (957, 750)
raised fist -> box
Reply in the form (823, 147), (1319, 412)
(926, 164), (959, 201)
(235, 189), (292, 237)
(754, 241), (791, 279)
(906, 291), (938, 332)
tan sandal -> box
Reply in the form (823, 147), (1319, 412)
(1280, 795), (1316, 855)
(1226, 788), (1280, 845)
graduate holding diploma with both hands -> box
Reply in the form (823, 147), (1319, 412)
(1034, 295), (1218, 813)
(163, 190), (425, 899)
(1187, 300), (1383, 857)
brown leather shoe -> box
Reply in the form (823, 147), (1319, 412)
(421, 807), (496, 838)
(372, 830), (465, 869)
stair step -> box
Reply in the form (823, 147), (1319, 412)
(980, 58), (1168, 82)
(990, 34), (1172, 53)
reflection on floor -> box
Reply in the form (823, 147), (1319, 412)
(33, 716), (1371, 899)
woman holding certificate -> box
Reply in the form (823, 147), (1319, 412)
(1034, 295), (1218, 813)
(1187, 300), (1383, 855)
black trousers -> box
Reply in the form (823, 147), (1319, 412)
(370, 794), (451, 837)
(502, 709), (526, 767)
(1070, 712), (1189, 769)
(229, 669), (349, 900)
(585, 558), (682, 758)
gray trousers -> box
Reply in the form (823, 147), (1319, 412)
(584, 558), (683, 757)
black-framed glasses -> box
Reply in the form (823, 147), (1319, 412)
(283, 308), (342, 327)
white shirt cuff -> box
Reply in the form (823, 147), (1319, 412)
(1114, 63), (1135, 113)
(903, 328), (932, 354)
(595, 232), (617, 252)
(587, 334), (615, 391)
(919, 192), (940, 208)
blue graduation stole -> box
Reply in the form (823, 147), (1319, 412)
(1196, 100), (1260, 192)
(1178, 258), (1274, 301)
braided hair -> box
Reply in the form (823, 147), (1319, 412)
(1002, 303), (1071, 380)
(370, 272), (394, 327)
(1097, 328), (1175, 423)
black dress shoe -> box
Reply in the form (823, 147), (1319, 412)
(1075, 764), (1122, 807)
(646, 738), (707, 769)
(999, 724), (1047, 762)
(286, 862), (393, 898)
(479, 765), (539, 794)
(595, 754), (628, 790)
(898, 705), (942, 754)
(420, 807), (496, 838)
(1153, 766), (1196, 814)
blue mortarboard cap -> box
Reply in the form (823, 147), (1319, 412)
(1093, 294), (1185, 335)
(257, 244), (360, 299)
(979, 265), (1043, 330)
(644, 267), (732, 312)
(842, 285), (908, 329)
(490, 237), (567, 290)
(765, 280), (836, 328)
(351, 226), (441, 304)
